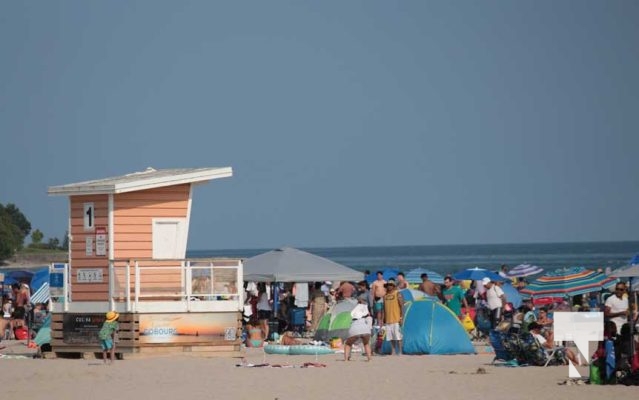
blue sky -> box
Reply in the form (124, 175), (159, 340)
(1, 1), (638, 250)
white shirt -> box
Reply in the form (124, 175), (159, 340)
(257, 292), (271, 311)
(486, 285), (505, 310)
(605, 294), (628, 333)
(533, 332), (547, 346)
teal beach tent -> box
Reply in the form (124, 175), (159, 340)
(381, 299), (475, 355)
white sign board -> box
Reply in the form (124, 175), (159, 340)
(77, 269), (103, 283)
(95, 227), (107, 256)
(85, 237), (93, 256)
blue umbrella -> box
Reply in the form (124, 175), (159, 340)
(365, 268), (400, 285)
(405, 268), (444, 284)
(453, 267), (505, 282)
(500, 282), (522, 309)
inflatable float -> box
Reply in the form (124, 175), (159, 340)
(264, 344), (335, 356)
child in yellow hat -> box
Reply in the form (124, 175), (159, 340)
(99, 311), (119, 364)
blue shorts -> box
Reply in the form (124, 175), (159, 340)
(101, 339), (114, 351)
(374, 300), (383, 312)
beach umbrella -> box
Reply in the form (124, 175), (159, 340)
(453, 267), (505, 282)
(365, 268), (400, 285)
(500, 282), (522, 309)
(405, 268), (444, 284)
(520, 266), (617, 299)
(506, 264), (543, 278)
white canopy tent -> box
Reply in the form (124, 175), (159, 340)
(243, 247), (364, 283)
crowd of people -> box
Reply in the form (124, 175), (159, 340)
(1, 282), (49, 342)
(239, 265), (638, 373)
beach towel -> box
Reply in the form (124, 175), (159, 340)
(294, 283), (309, 308)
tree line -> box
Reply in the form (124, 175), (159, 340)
(0, 202), (68, 260)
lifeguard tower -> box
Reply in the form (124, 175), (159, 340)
(47, 167), (243, 357)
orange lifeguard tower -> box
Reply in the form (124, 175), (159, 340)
(47, 167), (243, 357)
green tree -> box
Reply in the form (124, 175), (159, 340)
(0, 203), (31, 248)
(61, 231), (69, 250)
(0, 209), (20, 259)
(31, 229), (44, 244)
(47, 237), (60, 249)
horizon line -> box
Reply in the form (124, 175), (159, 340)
(187, 239), (639, 253)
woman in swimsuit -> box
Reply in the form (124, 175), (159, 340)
(245, 321), (265, 348)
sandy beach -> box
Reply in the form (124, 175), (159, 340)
(0, 347), (635, 400)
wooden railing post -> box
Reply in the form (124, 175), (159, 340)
(109, 259), (115, 311)
(134, 260), (140, 312)
(126, 260), (131, 312)
(185, 260), (192, 312)
(63, 263), (69, 312)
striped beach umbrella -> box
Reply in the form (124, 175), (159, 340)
(506, 264), (543, 278)
(404, 268), (444, 284)
(520, 266), (617, 299)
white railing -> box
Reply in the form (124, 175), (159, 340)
(50, 259), (244, 314)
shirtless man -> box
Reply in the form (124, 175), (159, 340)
(369, 271), (386, 326)
(418, 273), (445, 302)
(396, 272), (409, 290)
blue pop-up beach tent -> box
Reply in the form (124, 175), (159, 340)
(380, 298), (475, 355)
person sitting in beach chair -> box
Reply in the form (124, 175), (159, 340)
(528, 322), (580, 366)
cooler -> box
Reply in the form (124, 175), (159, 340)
(289, 308), (306, 326)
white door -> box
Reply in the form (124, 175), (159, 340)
(152, 219), (187, 259)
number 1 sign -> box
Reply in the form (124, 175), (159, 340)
(84, 202), (94, 231)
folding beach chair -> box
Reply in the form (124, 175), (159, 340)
(520, 333), (564, 367)
(489, 330), (520, 365)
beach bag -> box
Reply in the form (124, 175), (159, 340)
(14, 326), (29, 340)
(461, 314), (475, 332)
(589, 362), (603, 385)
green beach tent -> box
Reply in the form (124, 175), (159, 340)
(314, 298), (357, 342)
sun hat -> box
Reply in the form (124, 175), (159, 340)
(386, 278), (396, 286)
(481, 277), (491, 285)
(351, 304), (370, 320)
(105, 311), (119, 322)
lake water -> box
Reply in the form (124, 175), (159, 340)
(188, 241), (639, 276)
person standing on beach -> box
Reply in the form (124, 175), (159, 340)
(309, 282), (327, 333)
(344, 302), (373, 362)
(256, 283), (272, 341)
(418, 273), (446, 303)
(482, 277), (506, 329)
(99, 311), (119, 364)
(443, 276), (468, 318)
(396, 272), (409, 290)
(356, 281), (372, 315)
(382, 279), (404, 355)
(370, 271), (386, 326)
(605, 282), (628, 334)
